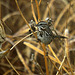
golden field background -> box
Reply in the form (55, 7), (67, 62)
(0, 0), (75, 75)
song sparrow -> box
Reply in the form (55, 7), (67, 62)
(29, 19), (66, 45)
(36, 21), (66, 45)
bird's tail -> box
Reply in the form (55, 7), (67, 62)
(54, 35), (67, 39)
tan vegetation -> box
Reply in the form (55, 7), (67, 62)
(0, 0), (75, 75)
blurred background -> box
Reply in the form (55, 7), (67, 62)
(0, 0), (75, 75)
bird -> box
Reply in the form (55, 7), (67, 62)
(36, 21), (66, 45)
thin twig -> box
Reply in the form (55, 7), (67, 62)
(48, 56), (62, 75)
(30, 54), (44, 75)
(59, 14), (75, 32)
(65, 29), (74, 75)
(31, 0), (37, 23)
(2, 11), (20, 21)
(23, 42), (57, 64)
(16, 49), (33, 74)
(43, 0), (54, 20)
(48, 45), (70, 75)
(39, 0), (41, 6)
(3, 69), (13, 75)
(15, 0), (37, 40)
(54, 0), (75, 28)
(42, 44), (49, 75)
(10, 31), (37, 51)
(35, 0), (41, 21)
(56, 55), (66, 75)
(6, 38), (33, 74)
(0, 48), (20, 75)
(5, 57), (20, 75)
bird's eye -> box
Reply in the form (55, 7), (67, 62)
(39, 32), (43, 37)
(31, 26), (36, 31)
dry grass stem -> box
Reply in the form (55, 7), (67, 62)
(43, 0), (54, 20)
(5, 57), (20, 75)
(31, 0), (38, 23)
(23, 42), (58, 63)
(0, 0), (74, 74)
(48, 45), (69, 74)
(3, 69), (13, 75)
(39, 0), (41, 6)
(16, 49), (33, 74)
(0, 49), (19, 75)
(42, 44), (49, 75)
(56, 55), (66, 75)
(35, 0), (41, 21)
(54, 0), (75, 28)
(48, 56), (62, 75)
(65, 29), (74, 75)
(60, 14), (75, 32)
(10, 31), (37, 51)
(15, 0), (38, 41)
(2, 11), (20, 21)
